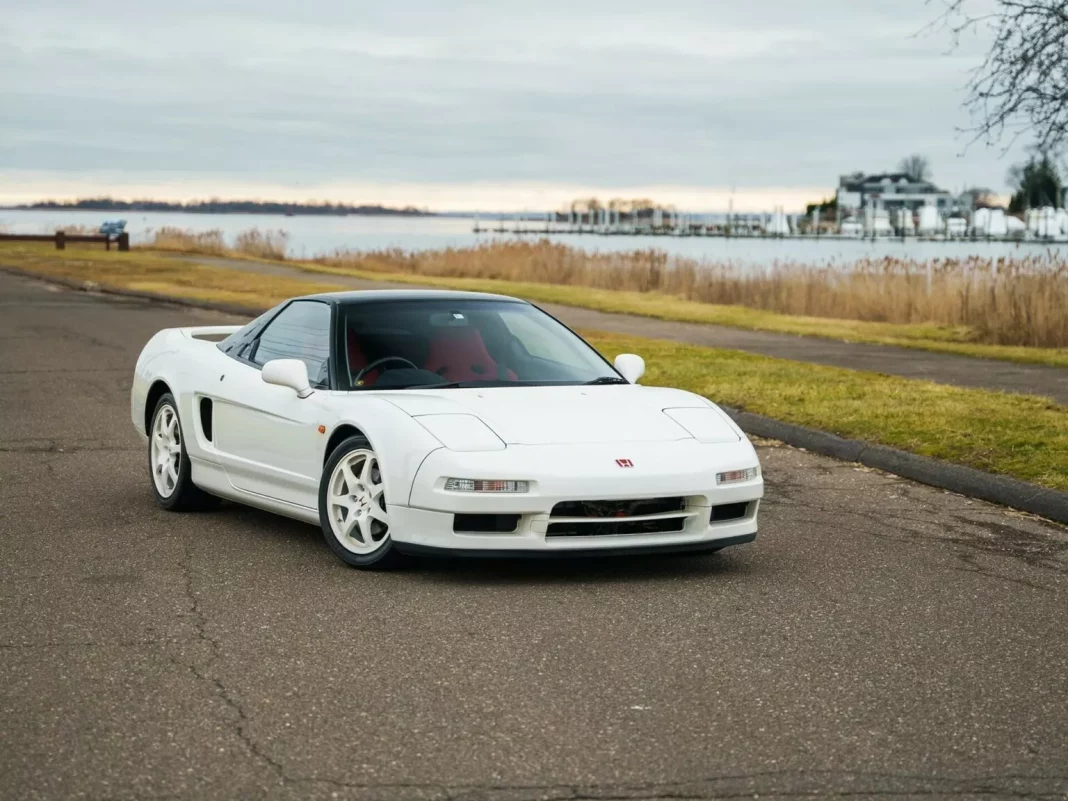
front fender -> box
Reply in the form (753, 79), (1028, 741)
(323, 395), (444, 511)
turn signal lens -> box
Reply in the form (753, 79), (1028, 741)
(716, 467), (760, 485)
(444, 478), (530, 493)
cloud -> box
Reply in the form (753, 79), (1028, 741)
(0, 0), (1024, 210)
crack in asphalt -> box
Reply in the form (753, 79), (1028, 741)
(172, 537), (293, 781)
(0, 437), (139, 454)
(170, 537), (464, 796)
(0, 639), (190, 650)
(169, 535), (1047, 800)
(952, 553), (1060, 594)
(0, 367), (129, 375)
(74, 769), (1068, 800)
(0, 445), (139, 453)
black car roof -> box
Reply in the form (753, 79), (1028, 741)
(299, 289), (528, 305)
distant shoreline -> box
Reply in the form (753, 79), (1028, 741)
(9, 200), (435, 217)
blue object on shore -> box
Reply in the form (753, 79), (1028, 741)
(99, 219), (127, 236)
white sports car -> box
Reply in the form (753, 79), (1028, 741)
(131, 290), (763, 568)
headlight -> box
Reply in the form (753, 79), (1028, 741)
(663, 407), (740, 444)
(717, 467), (760, 484)
(415, 414), (506, 452)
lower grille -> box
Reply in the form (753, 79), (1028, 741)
(551, 496), (685, 518)
(546, 517), (687, 538)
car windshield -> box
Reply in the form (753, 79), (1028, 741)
(339, 299), (622, 390)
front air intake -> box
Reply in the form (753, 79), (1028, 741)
(199, 398), (214, 442)
(710, 502), (749, 522)
(453, 514), (520, 533)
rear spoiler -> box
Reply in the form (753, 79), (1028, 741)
(180, 325), (242, 341)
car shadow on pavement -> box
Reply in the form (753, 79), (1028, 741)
(188, 500), (766, 585)
(400, 548), (761, 586)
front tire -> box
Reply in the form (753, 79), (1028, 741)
(318, 435), (406, 569)
(148, 393), (217, 511)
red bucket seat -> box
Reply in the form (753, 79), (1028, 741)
(424, 327), (515, 382)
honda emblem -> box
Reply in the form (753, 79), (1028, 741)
(615, 458), (634, 468)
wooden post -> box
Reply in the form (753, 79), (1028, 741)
(55, 230), (66, 250)
(118, 232), (130, 252)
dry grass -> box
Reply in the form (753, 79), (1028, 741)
(149, 227), (228, 255)
(147, 227), (289, 260)
(286, 256), (1068, 367)
(233, 228), (289, 260)
(317, 240), (1068, 348)
(137, 228), (1068, 350)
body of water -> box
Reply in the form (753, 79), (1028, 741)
(1, 208), (1061, 264)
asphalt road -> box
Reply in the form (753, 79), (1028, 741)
(1, 272), (1067, 801)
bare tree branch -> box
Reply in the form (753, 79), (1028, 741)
(933, 0), (1068, 152)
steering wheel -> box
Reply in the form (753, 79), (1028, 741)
(353, 356), (419, 385)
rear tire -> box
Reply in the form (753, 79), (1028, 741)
(148, 393), (218, 511)
(318, 435), (407, 569)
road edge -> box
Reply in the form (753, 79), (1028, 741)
(0, 265), (266, 317)
(724, 408), (1068, 525)
(5, 264), (1067, 525)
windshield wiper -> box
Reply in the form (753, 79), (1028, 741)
(583, 376), (629, 385)
(403, 380), (503, 389)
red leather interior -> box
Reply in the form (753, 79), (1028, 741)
(424, 327), (515, 382)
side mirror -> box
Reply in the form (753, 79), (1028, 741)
(262, 359), (313, 398)
(614, 353), (645, 384)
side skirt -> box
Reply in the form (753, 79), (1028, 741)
(189, 458), (320, 526)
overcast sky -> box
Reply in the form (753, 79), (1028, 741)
(1, 0), (1022, 210)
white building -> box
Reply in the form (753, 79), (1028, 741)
(836, 172), (955, 213)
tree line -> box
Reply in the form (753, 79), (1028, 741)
(18, 198), (432, 216)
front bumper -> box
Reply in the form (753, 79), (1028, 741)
(390, 439), (763, 553)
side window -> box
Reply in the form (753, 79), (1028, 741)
(252, 301), (332, 387)
(218, 306), (275, 355)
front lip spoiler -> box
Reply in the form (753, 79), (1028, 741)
(393, 532), (756, 559)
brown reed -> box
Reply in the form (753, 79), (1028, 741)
(320, 241), (1067, 348)
(148, 231), (1068, 348)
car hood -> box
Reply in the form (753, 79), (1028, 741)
(381, 385), (738, 445)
